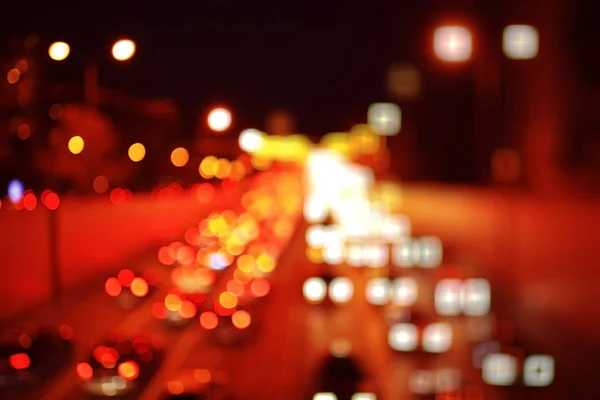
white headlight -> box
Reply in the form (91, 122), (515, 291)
(352, 393), (376, 400)
(435, 279), (462, 316)
(314, 393), (337, 400)
(365, 278), (391, 305)
(323, 243), (345, 265)
(391, 277), (418, 307)
(329, 277), (354, 304)
(482, 353), (518, 386)
(461, 279), (491, 316)
(388, 323), (418, 351)
(364, 243), (389, 268)
(305, 225), (326, 248)
(422, 323), (452, 353)
(345, 243), (364, 267)
(303, 277), (327, 303)
(417, 236), (442, 268)
(392, 238), (414, 267)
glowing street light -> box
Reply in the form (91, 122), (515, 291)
(238, 129), (265, 153)
(112, 39), (136, 61)
(434, 26), (472, 62)
(49, 42), (70, 61)
(503, 25), (539, 60)
(207, 107), (232, 132)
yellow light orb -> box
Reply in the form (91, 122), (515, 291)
(112, 39), (136, 61)
(207, 107), (232, 132)
(68, 136), (84, 154)
(171, 147), (189, 167)
(128, 143), (146, 162)
(48, 42), (70, 61)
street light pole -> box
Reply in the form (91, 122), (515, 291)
(473, 18), (503, 183)
(84, 62), (99, 105)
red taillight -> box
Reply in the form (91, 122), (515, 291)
(117, 269), (136, 287)
(59, 324), (74, 340)
(9, 353), (30, 370)
(76, 362), (94, 381)
(105, 277), (122, 297)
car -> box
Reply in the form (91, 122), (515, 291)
(224, 276), (271, 307)
(387, 313), (453, 355)
(408, 367), (466, 399)
(0, 324), (74, 388)
(105, 269), (156, 309)
(76, 334), (163, 397)
(310, 339), (379, 400)
(199, 300), (255, 346)
(171, 265), (217, 295)
(302, 273), (354, 306)
(160, 368), (232, 399)
(152, 290), (207, 328)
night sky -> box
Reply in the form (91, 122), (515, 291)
(2, 0), (492, 182)
(0, 1), (438, 133)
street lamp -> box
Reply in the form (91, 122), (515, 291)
(112, 39), (136, 61)
(433, 26), (473, 62)
(48, 38), (137, 105)
(48, 41), (70, 61)
(207, 107), (232, 132)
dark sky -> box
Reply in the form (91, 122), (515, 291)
(1, 0), (437, 134)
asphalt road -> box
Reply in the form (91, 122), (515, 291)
(5, 187), (594, 399)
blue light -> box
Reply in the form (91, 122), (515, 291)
(7, 180), (24, 203)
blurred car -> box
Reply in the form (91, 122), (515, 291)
(160, 368), (232, 399)
(199, 302), (254, 346)
(387, 314), (453, 354)
(171, 265), (217, 295)
(310, 339), (379, 400)
(77, 334), (163, 397)
(0, 324), (74, 388)
(408, 367), (464, 398)
(105, 269), (156, 309)
(303, 273), (354, 306)
(224, 277), (271, 307)
(152, 290), (207, 328)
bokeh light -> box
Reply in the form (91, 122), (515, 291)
(434, 26), (472, 62)
(128, 143), (146, 162)
(207, 107), (232, 132)
(7, 69), (20, 84)
(48, 42), (70, 61)
(68, 136), (84, 154)
(112, 39), (136, 61)
(93, 175), (109, 194)
(171, 147), (189, 167)
(7, 179), (24, 203)
(239, 129), (264, 153)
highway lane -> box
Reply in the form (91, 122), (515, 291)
(5, 182), (593, 399)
